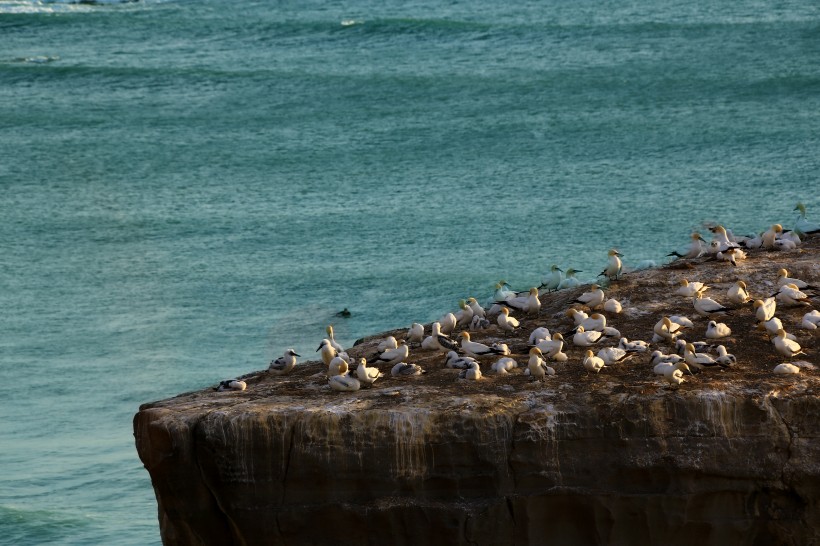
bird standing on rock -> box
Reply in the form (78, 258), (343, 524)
(599, 249), (623, 280)
(269, 349), (300, 375)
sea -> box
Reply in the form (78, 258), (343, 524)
(1, 0), (818, 543)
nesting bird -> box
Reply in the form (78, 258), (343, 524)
(572, 325), (604, 347)
(676, 279), (708, 297)
(391, 362), (425, 377)
(727, 281), (751, 305)
(573, 284), (605, 309)
(497, 307), (521, 334)
(527, 347), (554, 381)
(705, 320), (732, 339)
(459, 332), (506, 358)
(268, 349), (300, 375)
(773, 284), (812, 306)
(583, 350), (606, 373)
(355, 358), (384, 387)
(772, 329), (805, 358)
(215, 379), (247, 392)
(557, 268), (583, 290)
(754, 297), (777, 323)
(407, 322), (425, 343)
(458, 361), (483, 380)
(329, 372), (361, 391)
(693, 290), (732, 316)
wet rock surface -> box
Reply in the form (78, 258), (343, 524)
(135, 236), (819, 545)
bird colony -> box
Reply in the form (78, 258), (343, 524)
(215, 204), (819, 394)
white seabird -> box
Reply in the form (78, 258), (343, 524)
(650, 350), (684, 368)
(583, 350), (606, 373)
(597, 346), (632, 366)
(705, 320), (732, 339)
(459, 332), (505, 358)
(599, 249), (623, 280)
(557, 268), (583, 290)
(317, 339), (338, 366)
(444, 351), (479, 370)
(566, 308), (589, 326)
(653, 316), (685, 342)
(540, 265), (564, 292)
(422, 322), (459, 352)
(669, 315), (695, 329)
(268, 349), (300, 375)
(534, 333), (564, 359)
(573, 284), (605, 309)
(774, 238), (798, 251)
(467, 297), (486, 319)
(407, 323), (425, 343)
(458, 361), (483, 380)
(528, 326), (551, 345)
(727, 280), (752, 305)
(674, 339), (714, 356)
(496, 287), (541, 315)
(793, 202), (820, 236)
(662, 362), (692, 387)
(373, 342), (410, 366)
(716, 247), (746, 267)
(761, 224), (783, 249)
(527, 347), (554, 381)
(773, 363), (801, 374)
(326, 325), (346, 355)
(603, 298), (623, 314)
(667, 232), (706, 259)
(708, 225), (739, 252)
(683, 342), (722, 371)
(715, 345), (736, 367)
(754, 297), (777, 323)
(577, 312), (607, 332)
(772, 329), (805, 358)
(676, 279), (708, 298)
(329, 371), (361, 391)
(328, 355), (348, 377)
(572, 326), (603, 347)
(492, 357), (518, 374)
(391, 362), (425, 377)
(800, 310), (820, 330)
(773, 284), (812, 306)
(469, 315), (492, 331)
(693, 289), (732, 317)
(491, 342), (511, 356)
(497, 307), (521, 334)
(356, 358), (384, 387)
(439, 312), (458, 335)
(378, 336), (399, 351)
(215, 379), (247, 391)
(455, 300), (474, 327)
(618, 337), (650, 352)
(758, 316), (785, 337)
(777, 269), (817, 291)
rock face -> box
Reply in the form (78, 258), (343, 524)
(135, 237), (820, 545)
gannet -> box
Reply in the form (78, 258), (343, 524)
(552, 351), (569, 362)
(534, 333), (564, 359)
(459, 332), (505, 358)
(329, 372), (361, 391)
(715, 345), (736, 367)
(717, 247), (745, 267)
(773, 363), (801, 374)
(674, 339), (714, 356)
(407, 323), (425, 343)
(578, 313), (607, 332)
(566, 308), (589, 326)
(494, 281), (516, 301)
(496, 287), (541, 315)
(422, 322), (459, 352)
(317, 339), (337, 366)
(527, 348), (554, 381)
(540, 265), (564, 291)
(573, 284), (605, 309)
(618, 337), (650, 352)
(391, 362), (425, 377)
(777, 269), (817, 290)
(708, 225), (739, 252)
(215, 379), (247, 391)
(326, 325), (345, 354)
(444, 351), (478, 370)
(356, 358), (384, 387)
(653, 316), (685, 342)
(683, 343), (722, 371)
(773, 284), (812, 306)
(469, 315), (492, 331)
(603, 298), (623, 314)
(268, 349), (300, 375)
(774, 238), (798, 251)
(439, 312), (457, 335)
(650, 350), (683, 367)
(705, 320), (732, 339)
(758, 317), (785, 337)
(772, 329), (805, 358)
(676, 279), (708, 297)
(328, 356), (348, 377)
(599, 249), (623, 280)
(800, 310), (820, 330)
(583, 350), (606, 373)
(455, 300), (474, 327)
(693, 290), (732, 316)
(597, 346), (632, 366)
(373, 342), (410, 366)
(754, 297), (777, 322)
(557, 268), (582, 290)
(793, 203), (820, 235)
(662, 362), (692, 387)
(740, 232), (763, 250)
(378, 336), (399, 351)
(467, 297), (486, 319)
(528, 326), (551, 345)
(727, 280), (751, 305)
(572, 326), (603, 346)
(669, 315), (695, 329)
(492, 357), (518, 374)
(762, 224), (783, 249)
(667, 232), (706, 259)
(497, 307), (521, 334)
(491, 342), (511, 356)
(458, 361), (483, 380)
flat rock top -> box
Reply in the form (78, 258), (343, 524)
(142, 236), (820, 416)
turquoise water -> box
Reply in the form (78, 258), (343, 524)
(1, 0), (819, 543)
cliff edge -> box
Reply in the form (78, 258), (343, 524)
(135, 236), (819, 545)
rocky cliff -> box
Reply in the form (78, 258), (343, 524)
(135, 236), (819, 545)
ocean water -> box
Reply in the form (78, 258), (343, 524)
(1, 0), (818, 543)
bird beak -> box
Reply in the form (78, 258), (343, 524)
(294, 353), (301, 357)
(698, 236), (706, 242)
(315, 344), (322, 352)
(575, 270), (583, 273)
(556, 267), (563, 272)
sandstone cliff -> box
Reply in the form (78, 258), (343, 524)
(135, 236), (819, 545)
